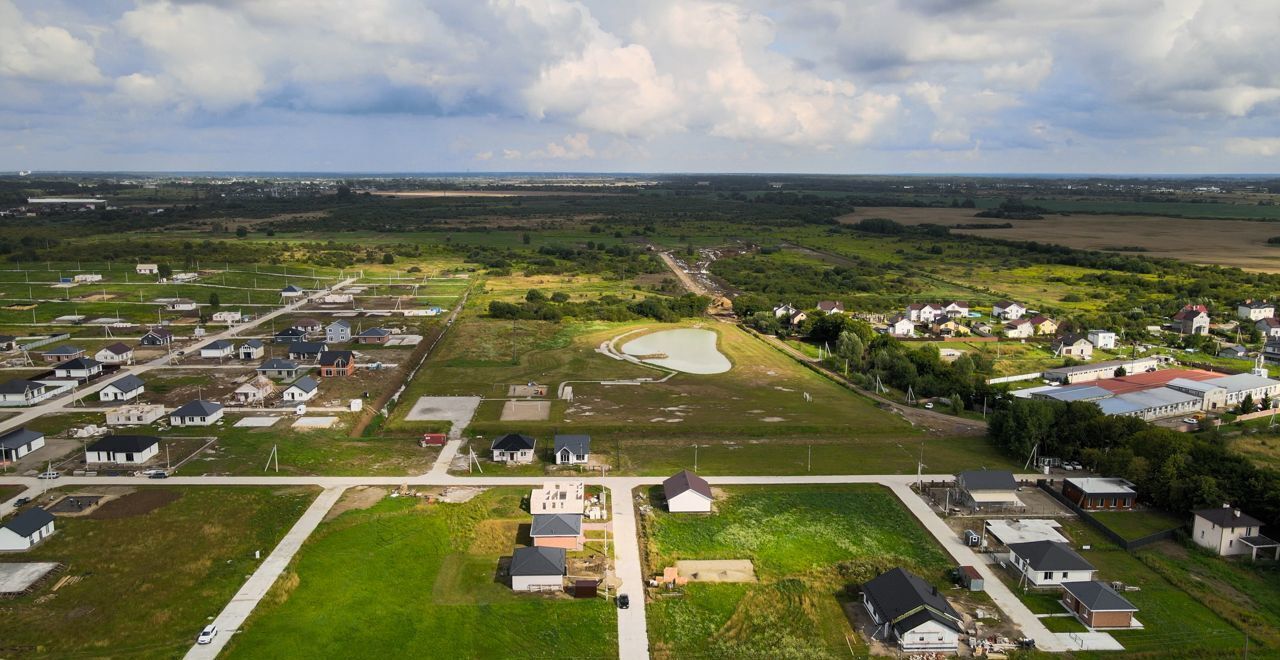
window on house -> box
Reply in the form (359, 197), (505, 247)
(1043, 572), (1052, 581)
(1062, 572), (1069, 578)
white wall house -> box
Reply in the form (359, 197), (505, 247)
(99, 375), (145, 402)
(1006, 541), (1097, 587)
(1238, 300), (1275, 322)
(282, 377), (319, 402)
(199, 340), (235, 359)
(136, 264), (159, 275)
(862, 568), (962, 653)
(663, 470), (713, 513)
(212, 310), (242, 325)
(86, 435), (160, 464)
(54, 357), (102, 380)
(1191, 507), (1278, 559)
(1087, 330), (1117, 350)
(509, 546), (566, 592)
(94, 343), (134, 365)
(553, 435), (590, 465)
(0, 508), (56, 551)
(169, 400), (224, 426)
(993, 301), (1026, 320)
(491, 434), (536, 463)
(0, 428), (44, 461)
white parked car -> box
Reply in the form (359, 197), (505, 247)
(1182, 418), (1198, 425)
(197, 624), (218, 645)
(37, 471), (60, 480)
(923, 402), (934, 409)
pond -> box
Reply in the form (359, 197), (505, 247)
(620, 328), (731, 374)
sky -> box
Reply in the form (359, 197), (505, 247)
(1, 0), (1279, 174)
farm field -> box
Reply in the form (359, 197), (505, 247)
(0, 486), (317, 658)
(641, 484), (971, 659)
(224, 487), (617, 659)
(839, 207), (1280, 273)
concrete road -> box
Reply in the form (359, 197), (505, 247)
(184, 486), (347, 660)
(609, 483), (649, 660)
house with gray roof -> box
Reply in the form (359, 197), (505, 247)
(1061, 581), (1139, 629)
(1006, 541), (1096, 587)
(239, 339), (265, 360)
(862, 567), (963, 652)
(553, 434), (590, 465)
(956, 470), (1022, 510)
(99, 374), (145, 402)
(87, 435), (160, 464)
(1192, 506), (1279, 560)
(282, 376), (319, 402)
(257, 358), (301, 380)
(0, 380), (52, 406)
(0, 427), (44, 461)
(54, 357), (101, 380)
(509, 546), (566, 592)
(491, 433), (535, 464)
(325, 320), (352, 343)
(530, 513), (584, 551)
(0, 507), (56, 551)
(170, 399), (224, 427)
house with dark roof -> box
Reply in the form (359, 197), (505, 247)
(318, 350), (355, 376)
(94, 342), (135, 365)
(956, 470), (1022, 510)
(355, 327), (392, 345)
(282, 376), (319, 402)
(862, 567), (963, 652)
(139, 327), (174, 346)
(325, 320), (351, 343)
(1172, 304), (1210, 335)
(1238, 299), (1275, 322)
(99, 374), (145, 402)
(530, 513), (584, 551)
(509, 546), (566, 592)
(53, 356), (102, 380)
(199, 339), (235, 359)
(1192, 506), (1279, 560)
(1060, 581), (1140, 629)
(553, 434), (590, 465)
(1062, 477), (1136, 511)
(0, 427), (44, 461)
(886, 314), (916, 338)
(280, 284), (305, 298)
(170, 399), (224, 427)
(274, 327), (308, 343)
(289, 342), (329, 361)
(0, 379), (52, 406)
(1006, 541), (1097, 587)
(663, 470), (713, 513)
(86, 435), (159, 464)
(1053, 334), (1094, 360)
(816, 300), (845, 314)
(0, 335), (15, 351)
(992, 300), (1026, 320)
(239, 339), (265, 360)
(293, 318), (323, 333)
(257, 358), (301, 380)
(0, 507), (56, 551)
(41, 344), (85, 363)
(491, 433), (536, 464)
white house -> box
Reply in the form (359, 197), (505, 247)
(993, 301), (1026, 320)
(166, 298), (198, 311)
(1004, 318), (1034, 339)
(0, 380), (53, 406)
(491, 433), (536, 463)
(1053, 335), (1094, 360)
(553, 434), (590, 465)
(0, 427), (44, 461)
(906, 303), (945, 324)
(663, 470), (713, 513)
(322, 293), (354, 304)
(54, 357), (102, 380)
(509, 546), (566, 592)
(99, 374), (145, 402)
(862, 568), (963, 652)
(139, 327), (174, 346)
(1006, 541), (1097, 587)
(281, 376), (319, 402)
(135, 263), (159, 275)
(1191, 506), (1280, 560)
(239, 339), (265, 360)
(280, 284), (305, 299)
(211, 310), (242, 325)
(95, 342), (135, 365)
(106, 403), (166, 426)
(73, 273), (102, 283)
(1087, 330), (1117, 350)
(199, 340), (235, 359)
(169, 399), (224, 426)
(86, 435), (159, 464)
(943, 301), (970, 318)
(1257, 317), (1280, 340)
(0, 508), (56, 551)
(887, 315), (916, 338)
(1238, 300), (1275, 322)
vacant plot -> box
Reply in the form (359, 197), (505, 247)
(1091, 509), (1184, 541)
(169, 421), (436, 476)
(0, 486), (317, 658)
(224, 488), (617, 659)
(841, 206), (1280, 273)
(642, 484), (960, 659)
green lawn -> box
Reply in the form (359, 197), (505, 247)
(642, 484), (957, 659)
(1091, 509), (1184, 541)
(225, 488), (617, 659)
(2, 486), (317, 657)
(169, 420), (438, 476)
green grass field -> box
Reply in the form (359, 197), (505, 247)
(225, 488), (617, 659)
(642, 484), (957, 659)
(1091, 509), (1184, 541)
(2, 486), (317, 657)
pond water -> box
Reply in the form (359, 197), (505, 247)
(620, 328), (731, 374)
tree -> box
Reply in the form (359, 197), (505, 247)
(208, 292), (220, 310)
(157, 263), (173, 279)
(835, 331), (865, 367)
(526, 289), (547, 303)
(235, 225), (248, 238)
(1114, 366), (1127, 378)
(551, 291), (570, 303)
(1240, 393), (1256, 414)
(381, 252), (395, 264)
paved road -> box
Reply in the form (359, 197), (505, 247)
(0, 279), (354, 436)
(184, 486), (347, 660)
(610, 482), (649, 660)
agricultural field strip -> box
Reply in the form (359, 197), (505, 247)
(0, 471), (1068, 659)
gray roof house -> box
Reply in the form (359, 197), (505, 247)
(258, 358), (301, 379)
(100, 374), (146, 402)
(530, 513), (583, 550)
(862, 567), (963, 652)
(509, 546), (567, 591)
(663, 470), (713, 513)
(1006, 540), (1097, 587)
(553, 434), (590, 465)
(0, 507), (56, 551)
(491, 433), (536, 464)
(169, 399), (224, 426)
(956, 470), (1022, 509)
(0, 427), (44, 460)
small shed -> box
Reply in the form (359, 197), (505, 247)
(420, 433), (447, 446)
(957, 565), (984, 592)
(573, 579), (598, 599)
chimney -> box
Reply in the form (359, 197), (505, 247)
(932, 586), (938, 596)
(1234, 509), (1241, 518)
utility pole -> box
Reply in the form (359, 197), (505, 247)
(807, 444), (812, 472)
(694, 443), (699, 472)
